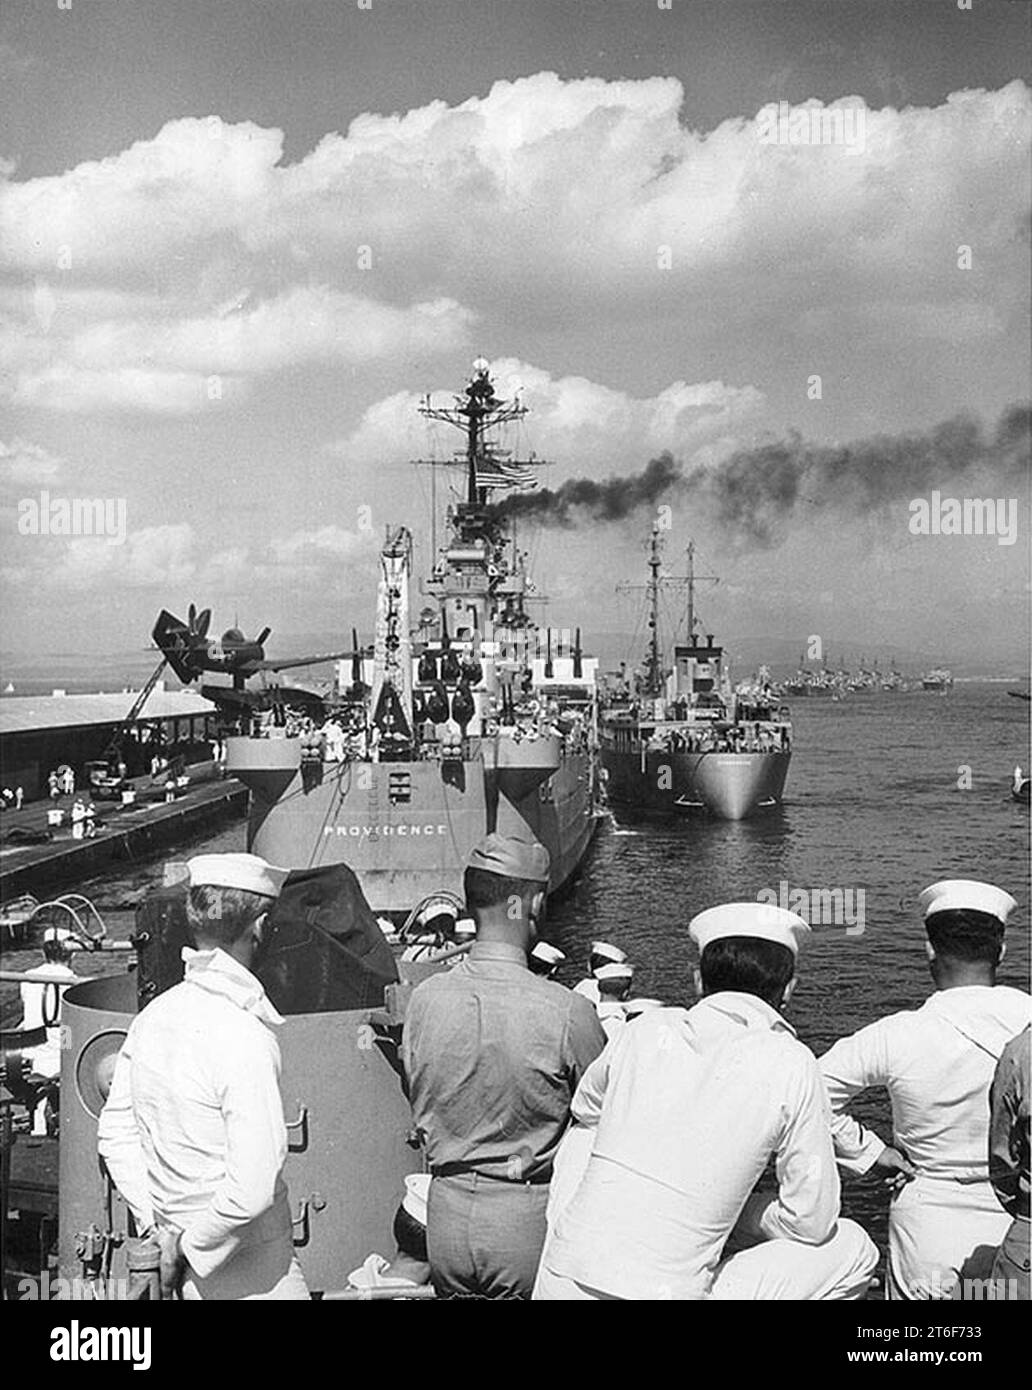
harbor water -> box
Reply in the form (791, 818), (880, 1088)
(6, 681), (1028, 1272)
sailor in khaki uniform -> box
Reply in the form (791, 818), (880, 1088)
(98, 853), (309, 1300)
(820, 880), (1031, 1300)
(403, 833), (605, 1299)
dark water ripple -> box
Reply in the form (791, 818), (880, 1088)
(548, 683), (1030, 1257)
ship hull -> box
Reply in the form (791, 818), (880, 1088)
(227, 737), (598, 915)
(601, 747), (790, 820)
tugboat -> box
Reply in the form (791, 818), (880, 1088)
(599, 528), (791, 820)
(224, 360), (603, 917)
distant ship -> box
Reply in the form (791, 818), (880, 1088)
(222, 361), (603, 917)
(921, 667), (954, 692)
(598, 529), (791, 820)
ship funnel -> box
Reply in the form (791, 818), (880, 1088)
(544, 628), (554, 679)
(573, 627), (583, 679)
(706, 634), (714, 648)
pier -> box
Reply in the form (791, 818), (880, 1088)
(0, 771), (247, 903)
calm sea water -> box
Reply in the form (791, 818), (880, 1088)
(10, 682), (1029, 1272)
(547, 682), (1030, 1259)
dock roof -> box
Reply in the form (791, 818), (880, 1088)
(0, 689), (215, 736)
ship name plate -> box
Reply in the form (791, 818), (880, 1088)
(323, 823), (449, 838)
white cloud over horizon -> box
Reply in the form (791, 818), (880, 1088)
(0, 71), (1027, 661)
(332, 358), (767, 477)
(0, 74), (1027, 415)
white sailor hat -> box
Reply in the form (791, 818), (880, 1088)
(187, 852), (288, 899)
(454, 918), (477, 939)
(589, 941), (628, 972)
(918, 879), (1017, 926)
(402, 1173), (431, 1228)
(689, 902), (810, 957)
(530, 942), (566, 968)
(596, 961), (634, 982)
(416, 896), (459, 929)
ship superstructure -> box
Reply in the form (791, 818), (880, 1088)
(600, 528), (792, 819)
(225, 361), (601, 916)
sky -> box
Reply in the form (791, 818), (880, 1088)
(0, 0), (1029, 680)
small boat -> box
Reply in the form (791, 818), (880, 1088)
(1007, 689), (1031, 703)
(1012, 767), (1030, 805)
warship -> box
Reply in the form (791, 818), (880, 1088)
(599, 528), (792, 820)
(223, 361), (603, 917)
(921, 667), (954, 692)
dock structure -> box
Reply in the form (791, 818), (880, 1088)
(0, 686), (218, 802)
(0, 773), (247, 903)
(0, 686), (250, 902)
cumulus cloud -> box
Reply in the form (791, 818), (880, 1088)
(41, 524), (198, 591)
(3, 515), (379, 601)
(332, 358), (765, 476)
(13, 366), (216, 415)
(0, 438), (63, 484)
(1, 284), (473, 414)
(1, 76), (1026, 330)
(0, 75), (1027, 417)
(270, 525), (375, 566)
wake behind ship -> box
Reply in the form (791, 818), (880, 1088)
(224, 362), (602, 916)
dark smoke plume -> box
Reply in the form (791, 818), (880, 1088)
(489, 404), (1029, 545)
(494, 452), (681, 527)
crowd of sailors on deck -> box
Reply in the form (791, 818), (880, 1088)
(250, 693), (587, 764)
(94, 844), (1029, 1301)
(647, 723), (791, 755)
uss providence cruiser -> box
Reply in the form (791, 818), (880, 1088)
(600, 527), (792, 820)
(224, 361), (603, 916)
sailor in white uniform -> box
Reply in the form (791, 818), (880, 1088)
(98, 852), (309, 1300)
(347, 1174), (432, 1292)
(820, 879), (1031, 1300)
(529, 941), (567, 980)
(573, 941), (628, 1008)
(534, 903), (877, 1300)
(595, 962), (635, 1041)
(20, 927), (77, 1080)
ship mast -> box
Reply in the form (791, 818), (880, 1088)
(686, 540), (696, 642)
(619, 531), (717, 696)
(417, 358), (530, 510)
(645, 525), (663, 696)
